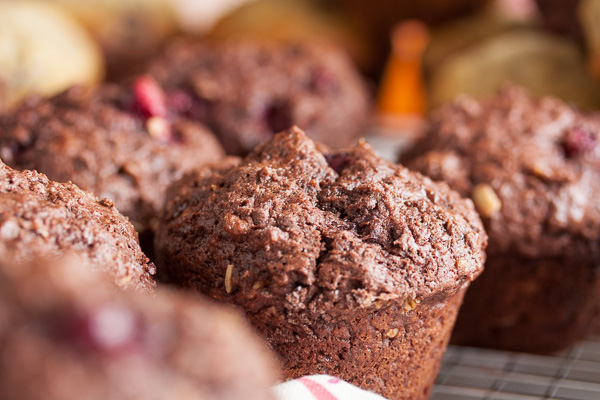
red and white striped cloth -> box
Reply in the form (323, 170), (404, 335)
(273, 375), (387, 400)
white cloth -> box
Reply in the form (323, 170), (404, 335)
(273, 375), (388, 400)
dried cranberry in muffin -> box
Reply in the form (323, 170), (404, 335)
(155, 128), (487, 400)
(0, 80), (224, 234)
(0, 254), (278, 400)
(0, 161), (155, 292)
(404, 86), (600, 353)
(145, 38), (371, 155)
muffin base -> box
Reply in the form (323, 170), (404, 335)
(451, 255), (600, 354)
(247, 286), (467, 400)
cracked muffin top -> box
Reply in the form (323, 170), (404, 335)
(0, 79), (225, 233)
(156, 127), (486, 309)
(0, 254), (278, 400)
(145, 38), (371, 155)
(404, 86), (600, 259)
(0, 160), (155, 292)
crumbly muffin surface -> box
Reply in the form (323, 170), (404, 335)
(0, 83), (224, 232)
(157, 127), (486, 306)
(147, 39), (370, 155)
(0, 161), (155, 292)
(406, 86), (600, 258)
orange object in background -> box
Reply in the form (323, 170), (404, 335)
(377, 20), (429, 116)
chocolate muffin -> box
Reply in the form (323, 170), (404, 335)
(0, 160), (154, 292)
(155, 128), (487, 400)
(0, 79), (224, 233)
(146, 38), (370, 155)
(0, 254), (278, 400)
(404, 86), (600, 353)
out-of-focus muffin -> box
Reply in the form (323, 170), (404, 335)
(40, 0), (178, 80)
(0, 1), (103, 109)
(423, 1), (537, 77)
(0, 160), (155, 292)
(0, 80), (225, 234)
(207, 0), (372, 72)
(0, 254), (278, 400)
(405, 86), (600, 353)
(146, 38), (370, 155)
(428, 29), (600, 110)
(532, 0), (600, 85)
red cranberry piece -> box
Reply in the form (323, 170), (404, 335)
(63, 304), (142, 354)
(264, 102), (293, 134)
(325, 153), (352, 174)
(133, 76), (167, 118)
(166, 90), (193, 114)
(563, 127), (596, 157)
(186, 96), (210, 121)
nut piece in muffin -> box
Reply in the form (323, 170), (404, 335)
(0, 254), (278, 400)
(404, 85), (600, 353)
(146, 39), (371, 155)
(0, 79), (225, 234)
(155, 127), (487, 400)
(0, 1), (103, 110)
(0, 160), (155, 292)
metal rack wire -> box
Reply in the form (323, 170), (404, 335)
(432, 337), (600, 400)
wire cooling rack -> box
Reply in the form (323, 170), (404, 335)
(432, 337), (600, 400)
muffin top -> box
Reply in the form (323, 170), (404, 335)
(0, 81), (225, 233)
(0, 160), (155, 292)
(146, 38), (370, 155)
(157, 128), (486, 310)
(0, 254), (277, 400)
(405, 86), (600, 258)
